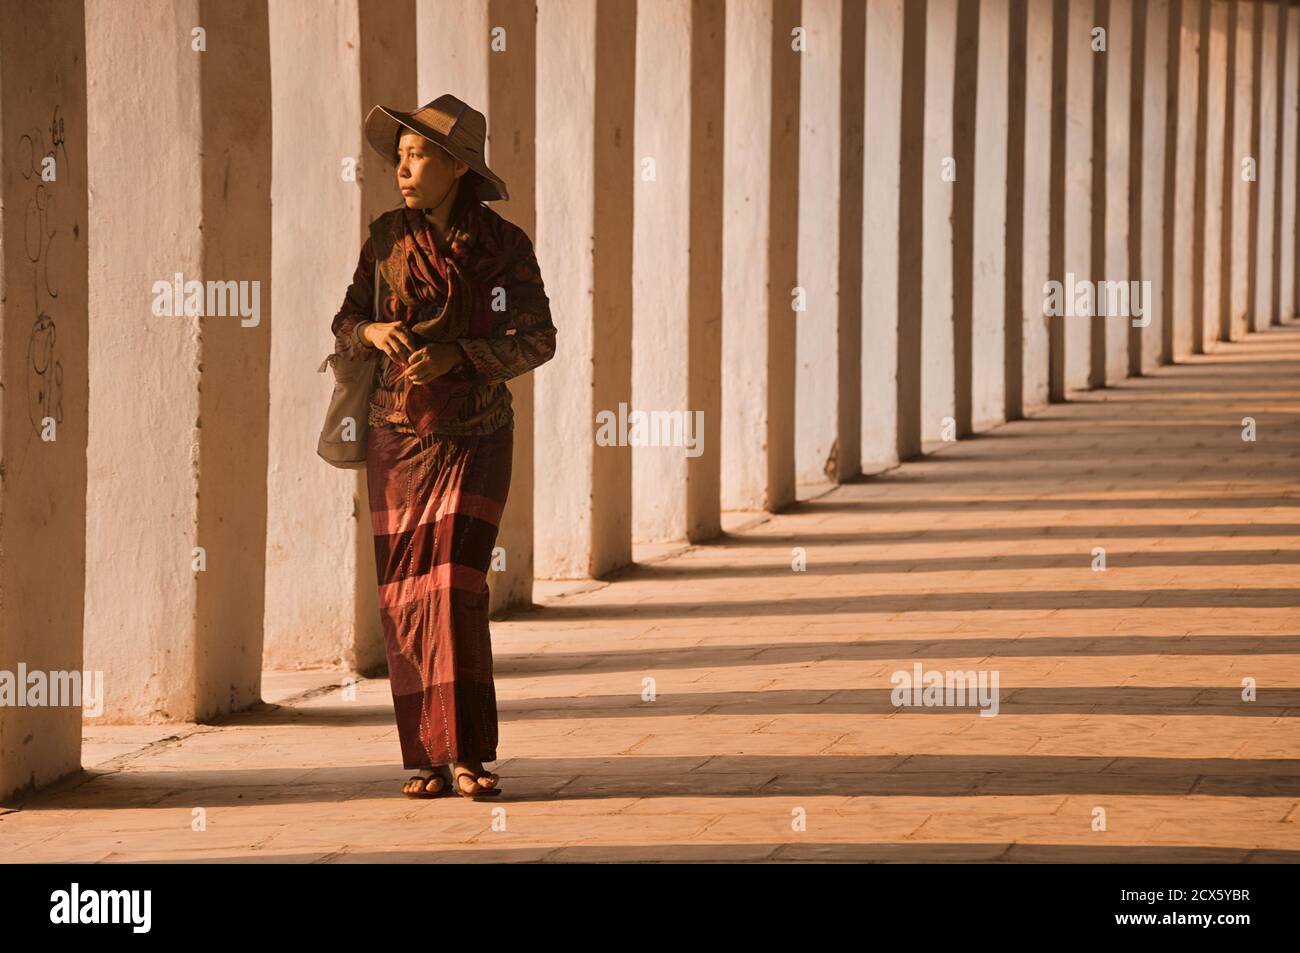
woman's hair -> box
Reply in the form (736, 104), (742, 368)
(446, 170), (484, 230)
(456, 169), (486, 203)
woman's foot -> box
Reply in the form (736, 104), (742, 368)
(401, 765), (452, 798)
(455, 760), (499, 788)
(468, 761), (499, 789)
(452, 761), (502, 798)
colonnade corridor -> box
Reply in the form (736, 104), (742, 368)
(4, 319), (1296, 863)
(4, 0), (1300, 880)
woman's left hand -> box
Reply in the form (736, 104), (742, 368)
(400, 342), (464, 385)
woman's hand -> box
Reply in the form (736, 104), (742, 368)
(362, 321), (419, 364)
(400, 342), (464, 385)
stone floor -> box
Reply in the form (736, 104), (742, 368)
(3, 322), (1299, 863)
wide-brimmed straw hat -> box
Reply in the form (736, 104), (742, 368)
(364, 94), (509, 202)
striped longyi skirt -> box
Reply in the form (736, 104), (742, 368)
(365, 421), (513, 769)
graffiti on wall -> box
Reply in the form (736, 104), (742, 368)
(19, 105), (69, 436)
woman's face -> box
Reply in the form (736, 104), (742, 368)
(396, 132), (467, 209)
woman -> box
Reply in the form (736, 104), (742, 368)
(330, 95), (556, 800)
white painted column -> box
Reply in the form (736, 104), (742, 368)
(921, 0), (956, 440)
(81, 2), (182, 716)
(1102, 0), (1131, 382)
(418, 0), (488, 101)
(1254, 0), (1278, 329)
(721, 0), (799, 510)
(1271, 1), (1293, 326)
(896, 0), (927, 455)
(1021, 0), (1053, 409)
(0, 0), (89, 797)
(86, 0), (200, 720)
(535, 0), (635, 575)
(1062, 0), (1094, 392)
(1280, 4), (1299, 323)
(796, 0), (851, 484)
(86, 0), (272, 721)
(1228, 0), (1255, 341)
(266, 0), (370, 671)
(1203, 0), (1228, 354)
(634, 0), (691, 539)
(193, 0), (274, 716)
(837, 0), (865, 478)
(970, 0), (1009, 429)
(631, 0), (725, 542)
(1169, 0), (1201, 359)
(862, 0), (902, 469)
(418, 0), (540, 609)
(1137, 0), (1169, 371)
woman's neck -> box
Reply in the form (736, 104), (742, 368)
(422, 180), (459, 236)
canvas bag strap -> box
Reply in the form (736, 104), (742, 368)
(348, 262), (383, 351)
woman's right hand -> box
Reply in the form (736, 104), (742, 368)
(363, 321), (419, 364)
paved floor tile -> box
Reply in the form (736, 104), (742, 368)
(2, 323), (1297, 862)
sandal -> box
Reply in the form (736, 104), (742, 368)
(452, 766), (502, 799)
(402, 766), (452, 799)
(459, 759), (499, 788)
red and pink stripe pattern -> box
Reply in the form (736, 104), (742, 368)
(365, 421), (513, 770)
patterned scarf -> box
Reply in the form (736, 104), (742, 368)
(368, 196), (547, 432)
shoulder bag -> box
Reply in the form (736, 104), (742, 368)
(316, 268), (383, 468)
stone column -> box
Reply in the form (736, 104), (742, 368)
(194, 0), (274, 715)
(897, 0), (927, 458)
(1099, 0), (1132, 382)
(85, 0), (271, 721)
(921, 0), (956, 440)
(1227, 0), (1256, 341)
(1167, 0), (1201, 359)
(1129, 0), (1158, 364)
(485, 0), (539, 591)
(1061, 0), (1094, 394)
(534, 0), (635, 575)
(632, 0), (725, 542)
(85, 0), (201, 720)
(796, 0), (863, 485)
(417, 0), (539, 609)
(264, 0), (407, 676)
(1280, 2), (1299, 323)
(1089, 0), (1106, 386)
(1006, 0), (1027, 418)
(1016, 0), (1054, 411)
(1203, 0), (1228, 354)
(863, 0), (904, 468)
(0, 0), (89, 798)
(952, 0), (975, 433)
(1135, 0), (1169, 372)
(837, 0), (865, 478)
(1221, 0), (1240, 342)
(1188, 0), (1210, 355)
(969, 0), (1009, 430)
(1253, 0), (1278, 329)
(353, 2), (418, 645)
(1269, 1), (1292, 326)
(721, 0), (799, 510)
(362, 2), (418, 240)
(418, 0), (488, 99)
(1049, 0), (1066, 398)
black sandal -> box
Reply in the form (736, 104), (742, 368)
(452, 766), (502, 799)
(402, 767), (452, 799)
